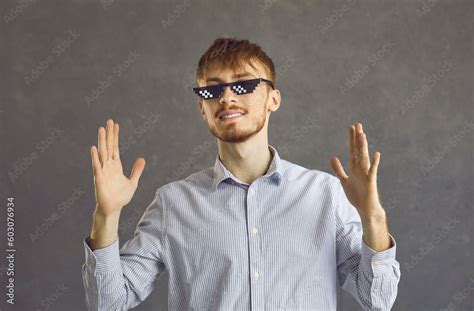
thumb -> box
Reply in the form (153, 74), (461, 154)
(129, 157), (146, 185)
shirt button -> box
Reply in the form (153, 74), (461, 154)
(373, 261), (380, 266)
(249, 189), (256, 196)
(253, 271), (260, 280)
(251, 228), (258, 236)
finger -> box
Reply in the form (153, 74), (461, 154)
(358, 123), (370, 170)
(129, 158), (146, 185)
(354, 123), (362, 164)
(358, 131), (370, 172)
(113, 123), (120, 160)
(368, 151), (381, 183)
(106, 119), (114, 160)
(349, 125), (356, 168)
(98, 127), (107, 166)
(330, 156), (349, 183)
(91, 145), (102, 176)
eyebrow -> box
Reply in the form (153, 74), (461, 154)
(205, 72), (256, 83)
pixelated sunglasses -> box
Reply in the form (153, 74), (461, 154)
(192, 78), (274, 100)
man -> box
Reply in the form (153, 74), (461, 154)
(82, 37), (400, 310)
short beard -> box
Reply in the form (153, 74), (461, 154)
(209, 101), (267, 143)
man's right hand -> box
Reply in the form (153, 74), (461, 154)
(90, 119), (146, 217)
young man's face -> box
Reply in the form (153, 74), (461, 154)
(198, 62), (280, 143)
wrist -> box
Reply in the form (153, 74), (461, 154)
(93, 205), (122, 219)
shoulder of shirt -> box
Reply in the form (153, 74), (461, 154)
(153, 166), (215, 197)
(281, 158), (339, 186)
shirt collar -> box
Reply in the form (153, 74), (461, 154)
(211, 144), (283, 191)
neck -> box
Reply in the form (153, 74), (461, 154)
(217, 135), (272, 185)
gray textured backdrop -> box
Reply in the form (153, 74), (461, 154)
(1, 0), (472, 310)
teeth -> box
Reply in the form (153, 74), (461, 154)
(221, 113), (242, 119)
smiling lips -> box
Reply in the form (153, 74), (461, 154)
(218, 110), (246, 122)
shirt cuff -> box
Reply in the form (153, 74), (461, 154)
(83, 235), (121, 274)
(361, 233), (397, 276)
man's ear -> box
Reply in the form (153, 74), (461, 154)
(269, 89), (281, 112)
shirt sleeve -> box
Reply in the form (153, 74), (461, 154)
(81, 188), (167, 311)
(333, 177), (401, 310)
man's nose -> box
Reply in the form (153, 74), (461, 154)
(219, 85), (236, 103)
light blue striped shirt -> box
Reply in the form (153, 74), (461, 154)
(82, 144), (400, 310)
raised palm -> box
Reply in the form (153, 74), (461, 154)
(90, 119), (145, 216)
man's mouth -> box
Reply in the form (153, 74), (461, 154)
(219, 112), (245, 122)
